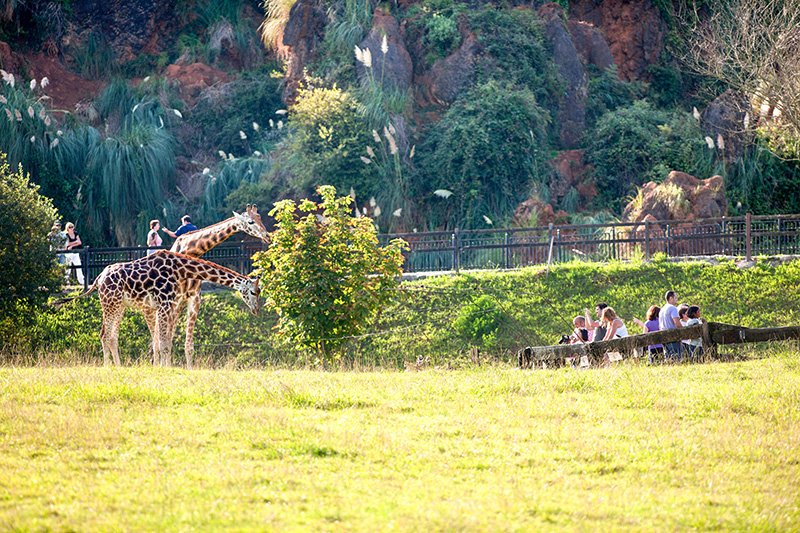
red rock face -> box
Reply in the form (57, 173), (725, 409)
(623, 171), (728, 223)
(164, 62), (229, 104)
(0, 41), (24, 74)
(548, 149), (596, 206)
(568, 0), (666, 82)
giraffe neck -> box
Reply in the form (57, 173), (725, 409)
(170, 254), (246, 288)
(177, 217), (243, 257)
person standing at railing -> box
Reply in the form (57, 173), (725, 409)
(163, 215), (198, 239)
(48, 221), (67, 266)
(64, 222), (84, 285)
(147, 219), (164, 255)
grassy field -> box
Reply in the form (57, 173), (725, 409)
(18, 256), (800, 369)
(2, 349), (799, 531)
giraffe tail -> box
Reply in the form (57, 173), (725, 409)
(51, 279), (100, 310)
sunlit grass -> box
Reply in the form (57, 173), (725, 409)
(1, 350), (799, 531)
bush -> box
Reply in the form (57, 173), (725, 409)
(417, 80), (551, 228)
(451, 294), (505, 348)
(278, 86), (375, 199)
(585, 99), (714, 212)
(252, 185), (407, 360)
(190, 73), (284, 157)
(0, 153), (63, 345)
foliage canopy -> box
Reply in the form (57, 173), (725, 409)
(0, 153), (63, 344)
(252, 185), (407, 359)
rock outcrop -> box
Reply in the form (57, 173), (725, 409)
(567, 20), (615, 72)
(69, 0), (178, 63)
(700, 89), (753, 164)
(568, 0), (665, 82)
(0, 41), (24, 74)
(356, 9), (414, 92)
(280, 0), (326, 105)
(426, 34), (481, 105)
(623, 171), (728, 222)
(513, 197), (569, 228)
(548, 149), (597, 208)
(164, 61), (229, 104)
(537, 3), (588, 149)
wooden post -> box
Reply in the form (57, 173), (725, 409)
(645, 220), (650, 261)
(746, 212), (752, 261)
(546, 223), (554, 275)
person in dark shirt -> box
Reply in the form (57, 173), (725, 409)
(164, 215), (198, 239)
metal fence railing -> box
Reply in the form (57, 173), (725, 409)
(58, 213), (800, 289)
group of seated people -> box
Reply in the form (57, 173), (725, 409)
(564, 291), (705, 364)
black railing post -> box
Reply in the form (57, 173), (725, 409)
(503, 232), (509, 269)
(82, 247), (89, 290)
(453, 229), (460, 274)
(746, 213), (752, 261)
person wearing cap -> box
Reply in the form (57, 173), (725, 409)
(163, 215), (198, 239)
(48, 221), (67, 265)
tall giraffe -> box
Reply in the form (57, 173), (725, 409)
(165, 204), (270, 367)
(56, 251), (260, 366)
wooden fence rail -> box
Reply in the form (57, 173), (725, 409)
(517, 322), (800, 369)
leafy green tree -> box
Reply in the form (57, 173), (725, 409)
(0, 153), (63, 345)
(279, 86), (375, 199)
(252, 185), (407, 360)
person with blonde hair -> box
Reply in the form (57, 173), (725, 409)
(64, 222), (84, 284)
(600, 307), (628, 340)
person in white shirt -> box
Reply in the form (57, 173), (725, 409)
(659, 290), (683, 361)
(601, 307), (628, 340)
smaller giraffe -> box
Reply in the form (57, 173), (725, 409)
(56, 251), (260, 366)
(169, 205), (271, 365)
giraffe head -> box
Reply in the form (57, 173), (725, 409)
(237, 276), (261, 316)
(232, 204), (270, 243)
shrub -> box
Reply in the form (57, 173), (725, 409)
(190, 73), (284, 157)
(585, 99), (713, 212)
(417, 80), (551, 228)
(251, 185), (407, 361)
(452, 294), (505, 348)
(278, 86), (375, 199)
(0, 153), (63, 345)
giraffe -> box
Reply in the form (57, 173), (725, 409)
(55, 251), (261, 366)
(164, 204), (270, 367)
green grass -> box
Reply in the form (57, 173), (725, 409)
(12, 257), (800, 368)
(1, 351), (799, 531)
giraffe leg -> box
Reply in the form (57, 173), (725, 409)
(100, 306), (124, 366)
(156, 306), (173, 367)
(184, 287), (201, 370)
(142, 308), (158, 365)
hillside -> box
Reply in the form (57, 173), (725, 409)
(15, 257), (800, 367)
(1, 0), (799, 247)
